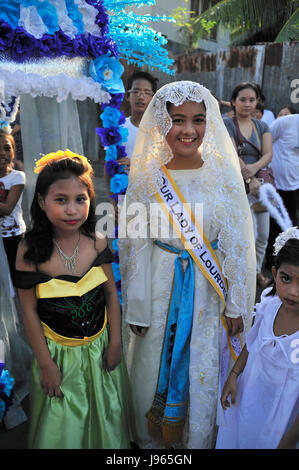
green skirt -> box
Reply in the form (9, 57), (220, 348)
(28, 328), (135, 449)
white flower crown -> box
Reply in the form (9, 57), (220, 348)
(273, 226), (299, 256)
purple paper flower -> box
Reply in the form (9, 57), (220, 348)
(11, 27), (38, 61)
(101, 93), (125, 110)
(88, 35), (106, 58)
(0, 20), (14, 51)
(55, 29), (74, 56)
(73, 35), (89, 57)
(117, 145), (127, 160)
(96, 127), (122, 147)
(105, 160), (121, 177)
(39, 32), (60, 57)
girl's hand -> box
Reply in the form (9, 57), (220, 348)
(117, 157), (131, 171)
(40, 360), (63, 398)
(248, 177), (261, 197)
(225, 316), (244, 336)
(241, 164), (257, 179)
(221, 373), (238, 410)
(102, 343), (122, 371)
(130, 324), (149, 337)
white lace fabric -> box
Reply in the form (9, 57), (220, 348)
(118, 81), (256, 448)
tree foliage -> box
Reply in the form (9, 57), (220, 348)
(173, 0), (299, 49)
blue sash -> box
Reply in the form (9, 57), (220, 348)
(147, 238), (218, 443)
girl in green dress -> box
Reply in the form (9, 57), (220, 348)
(15, 150), (134, 449)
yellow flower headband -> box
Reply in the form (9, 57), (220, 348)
(34, 149), (91, 174)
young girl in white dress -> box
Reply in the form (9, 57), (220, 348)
(118, 81), (256, 449)
(216, 226), (299, 449)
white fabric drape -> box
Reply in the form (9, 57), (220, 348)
(20, 94), (85, 211)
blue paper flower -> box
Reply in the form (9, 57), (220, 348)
(110, 173), (128, 194)
(89, 54), (124, 93)
(119, 126), (128, 143)
(105, 145), (118, 161)
(0, 2), (20, 29)
(0, 363), (14, 422)
(112, 261), (121, 283)
(36, 1), (59, 35)
(65, 0), (84, 35)
(101, 106), (122, 128)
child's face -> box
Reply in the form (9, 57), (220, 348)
(252, 109), (263, 120)
(277, 107), (291, 118)
(0, 135), (15, 174)
(38, 176), (90, 235)
(165, 100), (206, 161)
(272, 263), (299, 314)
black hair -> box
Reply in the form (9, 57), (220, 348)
(24, 156), (96, 264)
(230, 82), (260, 111)
(252, 83), (265, 102)
(255, 101), (264, 113)
(267, 238), (299, 296)
(127, 70), (159, 94)
(278, 106), (298, 115)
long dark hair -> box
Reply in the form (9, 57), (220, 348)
(24, 156), (96, 264)
(267, 238), (299, 296)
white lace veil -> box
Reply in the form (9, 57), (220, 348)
(118, 80), (256, 326)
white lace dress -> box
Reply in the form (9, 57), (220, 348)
(124, 168), (252, 449)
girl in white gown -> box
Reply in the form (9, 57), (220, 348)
(118, 81), (256, 449)
(216, 227), (299, 449)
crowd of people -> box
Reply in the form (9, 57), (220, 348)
(0, 73), (298, 450)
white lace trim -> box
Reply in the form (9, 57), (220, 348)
(0, 67), (110, 104)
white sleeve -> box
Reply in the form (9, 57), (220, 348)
(124, 241), (153, 327)
(10, 170), (26, 187)
(269, 119), (281, 142)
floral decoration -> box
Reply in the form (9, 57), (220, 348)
(0, 1), (114, 62)
(89, 54), (125, 94)
(0, 362), (14, 422)
(34, 149), (90, 174)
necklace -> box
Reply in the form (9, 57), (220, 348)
(54, 233), (81, 275)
